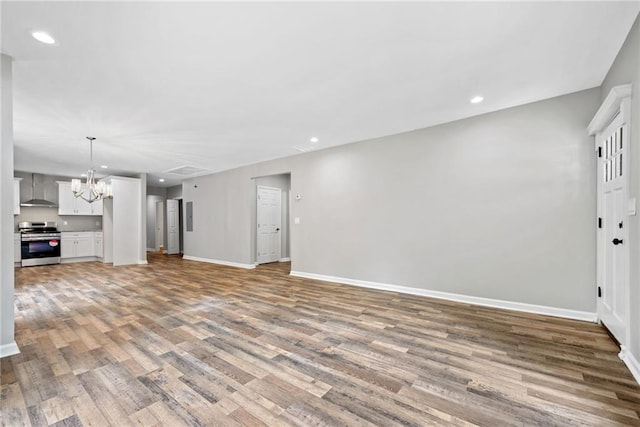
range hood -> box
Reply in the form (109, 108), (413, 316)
(21, 173), (58, 208)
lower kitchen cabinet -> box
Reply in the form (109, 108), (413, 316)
(61, 231), (104, 261)
(93, 232), (103, 258)
(61, 232), (93, 259)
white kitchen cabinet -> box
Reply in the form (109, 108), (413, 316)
(57, 181), (102, 216)
(14, 178), (21, 215)
(61, 232), (93, 259)
(14, 233), (21, 263)
(92, 199), (104, 215)
(93, 232), (103, 258)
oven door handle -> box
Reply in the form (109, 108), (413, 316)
(21, 236), (61, 242)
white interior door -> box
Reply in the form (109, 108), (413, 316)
(155, 201), (164, 251)
(257, 186), (282, 264)
(597, 113), (629, 346)
(167, 199), (180, 255)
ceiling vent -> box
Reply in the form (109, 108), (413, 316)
(164, 165), (210, 177)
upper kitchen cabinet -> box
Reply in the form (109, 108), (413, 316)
(57, 181), (102, 215)
(13, 178), (21, 215)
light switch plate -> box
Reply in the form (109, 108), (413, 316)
(294, 217), (300, 225)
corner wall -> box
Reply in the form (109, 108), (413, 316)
(184, 88), (600, 315)
(1, 54), (18, 357)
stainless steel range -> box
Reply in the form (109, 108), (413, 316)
(19, 221), (62, 267)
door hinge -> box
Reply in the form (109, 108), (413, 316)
(598, 217), (602, 229)
(597, 286), (602, 298)
(619, 221), (623, 229)
(598, 146), (602, 158)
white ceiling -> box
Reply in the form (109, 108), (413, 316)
(2, 1), (639, 187)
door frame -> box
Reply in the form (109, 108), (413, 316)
(166, 199), (180, 255)
(588, 84), (632, 352)
(256, 185), (283, 264)
(155, 201), (164, 252)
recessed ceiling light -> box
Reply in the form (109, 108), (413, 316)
(31, 31), (55, 45)
(159, 178), (165, 182)
(100, 165), (108, 169)
(470, 96), (484, 104)
(310, 137), (319, 143)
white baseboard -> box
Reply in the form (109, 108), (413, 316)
(138, 260), (148, 265)
(146, 248), (155, 252)
(619, 346), (640, 385)
(289, 271), (598, 323)
(183, 255), (256, 270)
(279, 257), (291, 262)
(61, 256), (99, 264)
(0, 341), (20, 358)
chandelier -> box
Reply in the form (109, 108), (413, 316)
(71, 137), (112, 203)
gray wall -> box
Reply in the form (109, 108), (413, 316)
(167, 184), (182, 199)
(184, 88), (600, 312)
(147, 186), (167, 197)
(601, 14), (640, 369)
(184, 168), (254, 263)
(1, 54), (16, 354)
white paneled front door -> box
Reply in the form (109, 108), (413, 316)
(257, 186), (282, 264)
(597, 112), (629, 346)
(156, 201), (164, 251)
(591, 86), (633, 351)
(167, 199), (180, 255)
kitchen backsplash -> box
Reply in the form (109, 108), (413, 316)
(15, 207), (102, 232)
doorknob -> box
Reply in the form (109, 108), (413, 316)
(612, 238), (624, 245)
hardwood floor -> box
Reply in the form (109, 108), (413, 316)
(2, 254), (639, 426)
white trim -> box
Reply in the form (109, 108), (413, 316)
(290, 271), (598, 323)
(138, 260), (148, 265)
(61, 256), (99, 264)
(588, 84), (632, 135)
(183, 255), (256, 270)
(0, 341), (20, 358)
(279, 257), (291, 262)
(147, 247), (155, 252)
(619, 346), (640, 385)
